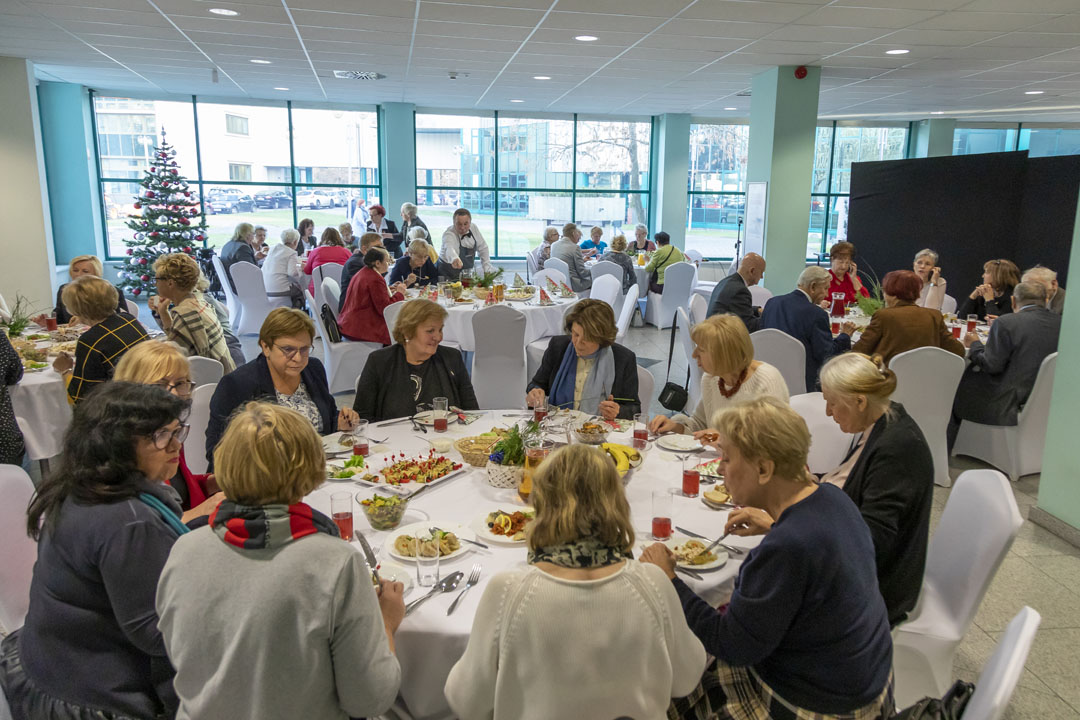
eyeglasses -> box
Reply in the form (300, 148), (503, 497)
(149, 423), (190, 450)
(274, 344), (314, 360)
(155, 379), (196, 396)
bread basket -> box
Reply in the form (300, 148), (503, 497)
(454, 436), (499, 468)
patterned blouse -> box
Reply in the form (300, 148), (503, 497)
(67, 312), (150, 404)
(166, 297), (236, 373)
(275, 381), (323, 433)
(0, 333), (25, 465)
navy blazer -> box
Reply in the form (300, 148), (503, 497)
(388, 256), (438, 288)
(707, 272), (759, 332)
(205, 354), (338, 467)
(760, 289), (851, 392)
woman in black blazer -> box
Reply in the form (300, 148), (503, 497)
(957, 258), (1020, 320)
(366, 204), (402, 258)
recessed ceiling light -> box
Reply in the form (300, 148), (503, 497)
(885, 49), (910, 55)
(931, 111), (945, 115)
(250, 59), (271, 64)
(1025, 90), (1044, 95)
(533, 75), (551, 80)
(510, 99), (524, 103)
(574, 35), (598, 42)
(208, 7), (238, 15)
(724, 107), (737, 110)
(274, 87), (289, 91)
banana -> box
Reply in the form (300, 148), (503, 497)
(601, 443), (631, 475)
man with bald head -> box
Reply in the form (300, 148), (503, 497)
(706, 252), (766, 332)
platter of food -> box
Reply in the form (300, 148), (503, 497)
(385, 521), (473, 563)
(504, 287), (536, 302)
(48, 341), (77, 356)
(664, 537), (728, 571)
(336, 450), (466, 489)
(472, 508), (535, 544)
(656, 434), (703, 452)
(701, 485), (733, 510)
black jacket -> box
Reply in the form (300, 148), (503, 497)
(219, 240), (258, 293)
(396, 217), (430, 247)
(760, 289), (850, 391)
(54, 282), (126, 325)
(206, 354), (338, 466)
(707, 272), (759, 332)
(353, 344), (478, 422)
(339, 252), (366, 312)
(388, 256), (438, 288)
(957, 287), (1014, 321)
(842, 402), (933, 627)
(368, 219), (402, 257)
(527, 335), (641, 419)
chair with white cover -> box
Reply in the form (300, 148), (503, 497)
(589, 260), (623, 286)
(526, 251), (539, 278)
(789, 392), (854, 474)
(312, 262), (345, 313)
(0, 464), (38, 632)
(211, 254), (241, 330)
(306, 289), (380, 395)
(891, 469), (1024, 707)
(615, 284), (639, 346)
(383, 301), (406, 343)
(189, 356), (225, 388)
(684, 248), (703, 265)
(749, 329), (806, 396)
(637, 364), (655, 413)
(689, 293), (707, 326)
(232, 262), (290, 336)
(889, 347), (966, 487)
(589, 275), (621, 313)
(952, 352), (1057, 481)
(644, 262), (696, 330)
(530, 268), (566, 289)
(124, 298), (140, 320)
(322, 278), (342, 312)
(960, 607), (1041, 720)
(749, 285), (773, 309)
(543, 257), (571, 285)
(676, 307), (703, 414)
(471, 305), (527, 410)
(183, 383), (217, 475)
(940, 294), (957, 316)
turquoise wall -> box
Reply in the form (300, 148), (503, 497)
(654, 113), (691, 248)
(379, 102), (416, 220)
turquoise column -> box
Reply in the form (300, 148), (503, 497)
(747, 66), (821, 291)
(378, 103), (416, 216)
(653, 113), (690, 248)
(38, 81), (102, 263)
(912, 118), (956, 158)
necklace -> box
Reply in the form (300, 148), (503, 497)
(717, 368), (749, 398)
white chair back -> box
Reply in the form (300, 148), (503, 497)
(312, 262), (345, 313)
(189, 356), (225, 388)
(383, 300), (406, 342)
(184, 383), (216, 475)
(471, 305), (527, 410)
(531, 268), (567, 288)
(962, 607), (1041, 720)
(544, 257), (571, 283)
(526, 251), (539, 277)
(789, 392), (854, 474)
(305, 289), (380, 395)
(211, 254), (241, 330)
(644, 261), (696, 330)
(615, 284), (639, 345)
(676, 307), (703, 413)
(232, 262), (289, 336)
(941, 294), (957, 316)
(890, 347), (965, 487)
(589, 260), (623, 286)
(750, 329), (806, 396)
(124, 298), (140, 319)
(0, 464), (36, 632)
(684, 248), (703, 264)
(590, 275), (621, 312)
(321, 277), (341, 312)
(637, 364), (655, 414)
(749, 285), (773, 308)
(689, 293), (707, 326)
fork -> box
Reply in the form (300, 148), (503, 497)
(447, 563), (482, 615)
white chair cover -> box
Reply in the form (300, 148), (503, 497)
(322, 277), (341, 311)
(749, 285), (773, 308)
(750, 329), (806, 396)
(232, 262), (290, 336)
(789, 392), (854, 474)
(676, 307), (703, 414)
(124, 298), (140, 320)
(471, 305), (527, 410)
(189, 356), (225, 388)
(543, 257), (571, 284)
(941, 294), (957, 316)
(644, 262), (696, 330)
(383, 301), (406, 343)
(637, 364), (655, 413)
(306, 289), (380, 395)
(184, 383), (217, 475)
(589, 275), (621, 313)
(892, 469), (1024, 706)
(889, 347), (965, 487)
(589, 260), (623, 285)
(531, 268), (566, 288)
(0, 464), (37, 632)
(684, 248), (703, 264)
(615, 284), (640, 346)
(962, 607), (1041, 720)
(952, 352), (1057, 481)
(689, 293), (707, 326)
(312, 262), (345, 313)
(211, 254), (241, 330)
(694, 280), (717, 306)
(526, 251), (539, 278)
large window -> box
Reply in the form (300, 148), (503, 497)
(953, 126), (1019, 156)
(686, 123), (749, 259)
(1019, 127), (1080, 157)
(92, 94), (380, 257)
(416, 112), (652, 257)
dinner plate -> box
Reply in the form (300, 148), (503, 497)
(384, 521), (475, 563)
(656, 435), (703, 452)
(321, 432), (357, 454)
(471, 508), (535, 545)
(412, 410), (460, 426)
(663, 536), (729, 571)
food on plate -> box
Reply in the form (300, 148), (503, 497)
(26, 334), (49, 341)
(703, 485), (731, 505)
(23, 361), (49, 371)
(338, 434), (358, 447)
(360, 494), (407, 530)
(697, 431), (719, 444)
(694, 458), (723, 478)
(454, 297), (473, 304)
(485, 509), (534, 541)
(329, 453), (365, 479)
(505, 286), (535, 300)
(48, 341), (77, 356)
(600, 442), (641, 476)
(573, 421), (610, 445)
(673, 539), (718, 566)
(393, 529), (461, 557)
(378, 450), (462, 485)
(50, 327), (82, 342)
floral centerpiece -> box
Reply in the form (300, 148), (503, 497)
(486, 421), (538, 489)
(1, 295), (35, 338)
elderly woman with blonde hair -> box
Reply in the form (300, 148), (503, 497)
(388, 238), (439, 288)
(446, 443), (704, 720)
(600, 234), (636, 293)
(156, 402), (403, 719)
(34, 254), (125, 325)
(150, 252), (236, 372)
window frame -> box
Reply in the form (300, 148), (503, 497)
(224, 113), (249, 137)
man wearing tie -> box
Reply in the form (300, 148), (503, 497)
(438, 208), (495, 282)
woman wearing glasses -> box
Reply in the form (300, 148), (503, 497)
(150, 252), (236, 373)
(0, 382), (190, 719)
(205, 308), (359, 468)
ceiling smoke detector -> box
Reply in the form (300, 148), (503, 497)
(448, 71), (469, 80)
(333, 70), (385, 80)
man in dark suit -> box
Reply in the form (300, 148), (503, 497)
(1022, 266), (1066, 315)
(949, 282), (1062, 449)
(706, 252), (766, 331)
(761, 265), (856, 391)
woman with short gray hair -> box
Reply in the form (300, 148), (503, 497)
(913, 248), (946, 311)
(630, 223), (655, 255)
(261, 227), (305, 308)
(396, 201), (429, 251)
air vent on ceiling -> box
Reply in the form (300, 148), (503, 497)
(736, 90), (751, 97)
(333, 70), (385, 80)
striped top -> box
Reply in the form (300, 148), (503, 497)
(67, 311), (149, 404)
(165, 297), (236, 373)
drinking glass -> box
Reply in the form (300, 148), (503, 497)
(432, 397), (449, 432)
(351, 419), (369, 457)
(633, 413), (649, 450)
(442, 283), (454, 307)
(951, 324), (961, 339)
(415, 536), (440, 587)
(682, 456), (700, 498)
(651, 490), (673, 540)
(520, 437), (554, 503)
(45, 315), (58, 331)
(830, 320), (840, 335)
(966, 314), (978, 333)
(330, 492), (353, 540)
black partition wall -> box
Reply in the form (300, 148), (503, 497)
(846, 151), (1078, 296)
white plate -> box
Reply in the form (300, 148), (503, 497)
(322, 432), (357, 454)
(384, 521), (475, 563)
(471, 508), (535, 545)
(656, 434), (703, 452)
(374, 561), (414, 596)
(663, 536), (729, 571)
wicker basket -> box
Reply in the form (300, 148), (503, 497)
(455, 436), (499, 468)
(486, 463), (524, 489)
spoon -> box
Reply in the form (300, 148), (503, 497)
(405, 571), (464, 615)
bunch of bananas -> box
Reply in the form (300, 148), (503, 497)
(601, 443), (642, 476)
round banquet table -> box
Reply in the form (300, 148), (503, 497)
(305, 411), (757, 720)
(436, 293), (576, 352)
(10, 369), (71, 461)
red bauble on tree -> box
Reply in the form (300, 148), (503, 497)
(126, 248), (134, 255)
(182, 246), (192, 253)
(141, 274), (150, 282)
(132, 288), (142, 296)
(139, 258), (148, 265)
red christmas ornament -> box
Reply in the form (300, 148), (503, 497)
(182, 246), (192, 253)
(171, 169), (178, 174)
(132, 288), (142, 296)
(149, 232), (159, 238)
(179, 217), (190, 226)
(134, 202), (142, 210)
(139, 258), (148, 265)
(141, 274), (150, 282)
(126, 249), (134, 255)
(184, 192), (191, 197)
(145, 191), (155, 198)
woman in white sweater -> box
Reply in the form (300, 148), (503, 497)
(444, 444), (705, 720)
(649, 314), (789, 439)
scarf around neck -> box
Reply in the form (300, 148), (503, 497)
(210, 500), (339, 550)
(529, 538), (631, 569)
(549, 342), (615, 415)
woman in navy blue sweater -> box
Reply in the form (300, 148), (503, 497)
(642, 397), (894, 720)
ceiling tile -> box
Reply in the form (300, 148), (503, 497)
(679, 1), (818, 24)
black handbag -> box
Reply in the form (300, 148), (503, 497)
(895, 680), (975, 720)
(321, 303), (342, 344)
(657, 318), (690, 412)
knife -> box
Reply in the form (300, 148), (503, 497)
(675, 525), (744, 556)
(354, 530), (381, 584)
(375, 417), (413, 428)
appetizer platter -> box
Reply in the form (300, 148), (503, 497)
(472, 508), (535, 544)
(664, 537), (728, 570)
(385, 522), (473, 562)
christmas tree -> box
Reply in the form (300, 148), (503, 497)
(120, 129), (207, 297)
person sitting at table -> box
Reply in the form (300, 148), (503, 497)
(388, 239), (438, 288)
(1, 383), (190, 719)
(649, 314), (788, 437)
(957, 258), (1020, 321)
(254, 226), (270, 262)
(157, 402), (403, 720)
(339, 232), (385, 311)
(706, 252), (766, 332)
(600, 234), (636, 294)
(950, 281), (1062, 450)
(353, 299), (478, 422)
(438, 208), (496, 282)
(410, 226), (440, 265)
(761, 266), (855, 392)
(526, 299), (640, 420)
(641, 397), (894, 719)
(33, 254), (125, 325)
(629, 223), (656, 255)
(206, 308), (359, 466)
(1022, 265), (1066, 314)
(150, 252), (237, 373)
(827, 241), (870, 306)
(302, 226), (353, 297)
(52, 276), (150, 405)
(220, 222), (259, 292)
(852, 269), (964, 366)
(644, 231), (685, 294)
(580, 225), (608, 258)
(297, 217), (317, 255)
(913, 248), (947, 311)
(550, 222), (593, 293)
(339, 221), (356, 250)
(0, 333), (25, 466)
(529, 227), (558, 272)
(366, 204), (402, 258)
(446, 443), (705, 720)
(396, 201), (429, 251)
(261, 227), (305, 309)
(338, 247), (408, 345)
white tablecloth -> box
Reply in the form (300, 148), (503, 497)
(11, 369), (71, 461)
(306, 411), (756, 720)
(439, 297), (576, 352)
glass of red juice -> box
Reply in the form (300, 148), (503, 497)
(951, 324), (961, 339)
(967, 314), (978, 333)
(652, 490), (672, 540)
(533, 403), (548, 423)
(352, 419), (369, 457)
(682, 456), (700, 498)
(45, 315), (58, 331)
(330, 492), (353, 540)
(830, 292), (846, 318)
(633, 412), (649, 442)
(830, 320), (840, 335)
(433, 397), (449, 432)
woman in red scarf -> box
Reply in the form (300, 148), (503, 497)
(828, 241), (870, 306)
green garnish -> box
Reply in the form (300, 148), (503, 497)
(344, 454), (365, 469)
